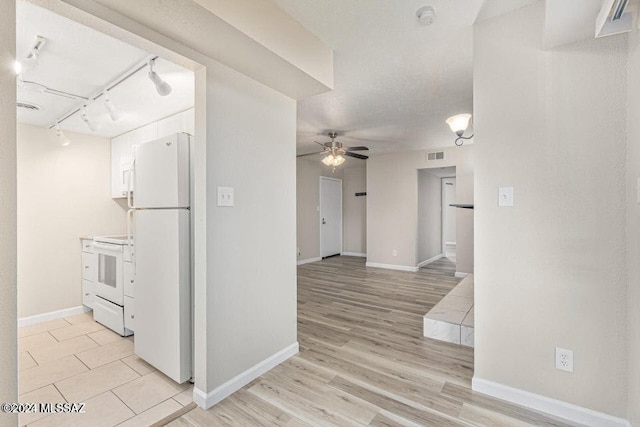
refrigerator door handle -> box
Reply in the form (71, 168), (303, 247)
(127, 209), (134, 254)
(127, 159), (134, 209)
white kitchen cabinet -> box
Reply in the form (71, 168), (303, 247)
(111, 135), (129, 199)
(158, 113), (183, 137)
(124, 295), (135, 331)
(81, 251), (96, 282)
(82, 279), (94, 308)
(141, 122), (158, 142)
(124, 244), (134, 263)
(182, 109), (195, 135)
(111, 109), (194, 199)
(81, 239), (96, 309)
(124, 260), (134, 298)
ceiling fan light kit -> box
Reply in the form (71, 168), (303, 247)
(322, 154), (346, 167)
(446, 113), (474, 146)
(296, 131), (369, 169)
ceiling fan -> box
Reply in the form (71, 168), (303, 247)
(296, 132), (369, 167)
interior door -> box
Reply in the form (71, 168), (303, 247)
(320, 177), (342, 258)
(442, 177), (457, 257)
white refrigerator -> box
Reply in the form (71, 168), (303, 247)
(132, 133), (191, 384)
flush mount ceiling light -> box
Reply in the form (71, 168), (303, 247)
(103, 90), (123, 121)
(148, 59), (172, 96)
(416, 5), (436, 25)
(446, 113), (473, 146)
(54, 123), (71, 146)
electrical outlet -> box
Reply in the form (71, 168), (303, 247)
(392, 249), (398, 257)
(555, 347), (574, 372)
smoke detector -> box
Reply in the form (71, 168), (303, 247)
(416, 6), (436, 25)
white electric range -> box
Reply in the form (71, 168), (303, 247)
(92, 235), (135, 336)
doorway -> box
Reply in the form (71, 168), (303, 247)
(320, 176), (342, 258)
(417, 166), (456, 267)
(13, 1), (207, 423)
(442, 177), (457, 261)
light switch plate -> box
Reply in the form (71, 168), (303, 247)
(498, 187), (514, 207)
(217, 187), (234, 207)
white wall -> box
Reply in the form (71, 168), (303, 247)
(417, 169), (442, 263)
(367, 146), (474, 272)
(17, 124), (127, 318)
(296, 158), (343, 261)
(342, 167), (366, 255)
(205, 60), (297, 391)
(0, 0), (17, 420)
(474, 3), (628, 417)
(80, 0), (332, 99)
(627, 28), (640, 427)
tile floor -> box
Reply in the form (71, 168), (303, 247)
(423, 274), (474, 346)
(18, 312), (193, 427)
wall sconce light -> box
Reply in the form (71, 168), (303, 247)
(446, 113), (474, 146)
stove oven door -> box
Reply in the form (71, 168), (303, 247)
(92, 242), (124, 306)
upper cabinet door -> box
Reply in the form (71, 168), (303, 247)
(111, 134), (129, 199)
(111, 110), (193, 200)
(158, 114), (183, 138)
(182, 109), (195, 136)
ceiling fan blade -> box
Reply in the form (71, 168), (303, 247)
(296, 151), (325, 158)
(345, 146), (369, 151)
(313, 141), (327, 147)
(344, 152), (369, 160)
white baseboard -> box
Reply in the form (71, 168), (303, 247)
(193, 342), (299, 410)
(472, 377), (631, 427)
(297, 257), (321, 266)
(18, 305), (91, 327)
(417, 254), (443, 268)
(365, 262), (418, 273)
(342, 252), (366, 257)
(455, 272), (469, 278)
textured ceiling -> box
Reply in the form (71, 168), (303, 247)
(16, 2), (194, 138)
(274, 0), (538, 159)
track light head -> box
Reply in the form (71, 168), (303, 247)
(55, 123), (71, 146)
(81, 105), (99, 132)
(103, 90), (123, 121)
(148, 59), (172, 96)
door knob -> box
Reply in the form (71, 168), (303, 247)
(322, 218), (326, 225)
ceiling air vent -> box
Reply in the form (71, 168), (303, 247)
(427, 151), (444, 161)
(17, 101), (43, 111)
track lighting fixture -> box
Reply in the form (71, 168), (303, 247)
(81, 105), (99, 132)
(48, 55), (175, 133)
(103, 90), (123, 121)
(55, 123), (71, 146)
(148, 59), (172, 96)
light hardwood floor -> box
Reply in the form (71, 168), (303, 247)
(169, 256), (583, 427)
